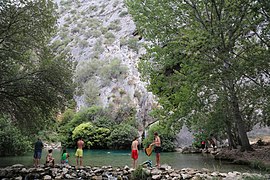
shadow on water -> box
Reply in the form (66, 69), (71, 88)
(0, 149), (264, 173)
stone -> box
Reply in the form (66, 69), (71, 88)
(152, 174), (161, 180)
(151, 168), (162, 175)
(12, 164), (24, 168)
(181, 173), (192, 179)
(65, 174), (73, 179)
(14, 176), (23, 180)
(43, 175), (52, 180)
(55, 175), (62, 179)
(169, 172), (181, 178)
(211, 172), (218, 177)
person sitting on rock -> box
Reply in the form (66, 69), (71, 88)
(45, 149), (55, 167)
(61, 148), (69, 164)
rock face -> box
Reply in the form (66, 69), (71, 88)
(53, 0), (157, 128)
(0, 164), (269, 180)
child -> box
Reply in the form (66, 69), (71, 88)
(61, 149), (69, 164)
(45, 149), (55, 167)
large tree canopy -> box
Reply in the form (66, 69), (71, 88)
(0, 0), (75, 132)
(127, 0), (270, 151)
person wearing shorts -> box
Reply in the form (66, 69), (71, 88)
(75, 137), (84, 167)
(151, 132), (161, 168)
(131, 137), (139, 168)
(33, 138), (43, 168)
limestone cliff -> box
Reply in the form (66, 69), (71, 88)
(53, 0), (157, 129)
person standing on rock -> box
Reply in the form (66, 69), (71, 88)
(151, 132), (161, 168)
(131, 136), (139, 168)
(75, 137), (84, 167)
(33, 138), (44, 168)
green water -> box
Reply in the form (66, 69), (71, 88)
(0, 149), (262, 173)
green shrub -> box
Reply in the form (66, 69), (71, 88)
(92, 30), (102, 38)
(93, 39), (105, 53)
(119, 11), (128, 17)
(60, 0), (72, 6)
(131, 165), (151, 180)
(104, 32), (116, 45)
(107, 123), (138, 149)
(59, 108), (75, 125)
(83, 79), (100, 106)
(100, 58), (128, 83)
(86, 18), (102, 29)
(75, 58), (103, 84)
(104, 32), (115, 39)
(86, 5), (98, 13)
(108, 20), (122, 31)
(0, 115), (31, 156)
(72, 122), (95, 148)
(78, 39), (89, 48)
(72, 122), (111, 149)
(71, 27), (80, 34)
(93, 116), (116, 129)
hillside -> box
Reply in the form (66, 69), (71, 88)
(53, 0), (157, 130)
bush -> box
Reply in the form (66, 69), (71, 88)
(107, 124), (138, 149)
(72, 122), (111, 149)
(83, 79), (100, 105)
(108, 20), (122, 31)
(58, 106), (112, 148)
(100, 58), (128, 82)
(0, 115), (31, 156)
(131, 165), (151, 180)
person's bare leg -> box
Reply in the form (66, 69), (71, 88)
(80, 157), (83, 166)
(157, 153), (160, 167)
(34, 158), (37, 168)
(133, 160), (135, 169)
(76, 156), (79, 167)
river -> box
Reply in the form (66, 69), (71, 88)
(0, 149), (262, 173)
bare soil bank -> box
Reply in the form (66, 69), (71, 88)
(214, 136), (270, 171)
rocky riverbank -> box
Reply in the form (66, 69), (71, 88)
(0, 164), (269, 180)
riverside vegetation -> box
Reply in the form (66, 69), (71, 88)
(1, 0), (270, 179)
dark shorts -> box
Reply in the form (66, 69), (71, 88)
(154, 146), (162, 153)
(34, 150), (42, 159)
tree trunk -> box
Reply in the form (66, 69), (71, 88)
(225, 121), (236, 149)
(229, 86), (252, 151)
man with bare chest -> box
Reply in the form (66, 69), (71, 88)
(151, 132), (161, 168)
(131, 137), (139, 168)
(75, 137), (84, 167)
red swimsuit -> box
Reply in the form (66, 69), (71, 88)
(131, 150), (138, 160)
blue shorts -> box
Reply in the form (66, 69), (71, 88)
(34, 150), (42, 159)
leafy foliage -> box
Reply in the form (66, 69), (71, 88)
(0, 0), (75, 132)
(127, 0), (270, 150)
(71, 122), (111, 149)
(131, 165), (151, 180)
(0, 115), (31, 156)
(107, 123), (139, 149)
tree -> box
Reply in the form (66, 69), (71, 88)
(127, 0), (270, 151)
(0, 0), (75, 132)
